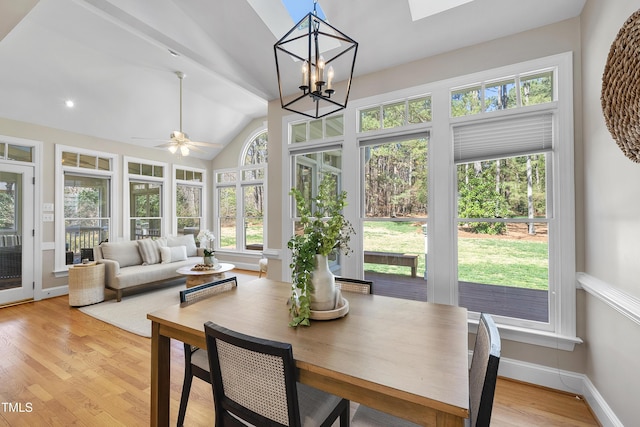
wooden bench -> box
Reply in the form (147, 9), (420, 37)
(364, 251), (418, 278)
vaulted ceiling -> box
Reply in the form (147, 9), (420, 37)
(0, 0), (585, 159)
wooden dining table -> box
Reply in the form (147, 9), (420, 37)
(147, 278), (469, 426)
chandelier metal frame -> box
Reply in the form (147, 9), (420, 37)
(274, 1), (358, 119)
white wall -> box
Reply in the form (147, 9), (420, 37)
(581, 1), (640, 425)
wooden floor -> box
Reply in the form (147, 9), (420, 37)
(0, 273), (599, 426)
(365, 272), (549, 322)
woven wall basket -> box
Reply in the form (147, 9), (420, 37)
(601, 9), (640, 162)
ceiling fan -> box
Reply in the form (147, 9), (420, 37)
(136, 71), (222, 156)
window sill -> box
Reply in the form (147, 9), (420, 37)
(468, 320), (582, 351)
(53, 267), (70, 278)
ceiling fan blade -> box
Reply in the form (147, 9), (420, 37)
(186, 144), (208, 153)
(156, 142), (178, 148)
(187, 140), (224, 148)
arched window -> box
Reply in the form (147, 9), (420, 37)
(242, 130), (268, 166)
(214, 128), (268, 253)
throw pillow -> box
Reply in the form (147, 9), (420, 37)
(137, 238), (161, 265)
(160, 245), (187, 263)
(101, 241), (143, 268)
(166, 234), (197, 257)
(155, 237), (167, 248)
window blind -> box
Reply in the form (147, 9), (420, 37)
(453, 113), (553, 163)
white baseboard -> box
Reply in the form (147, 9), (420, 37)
(229, 261), (259, 272)
(35, 285), (68, 301)
(499, 357), (623, 427)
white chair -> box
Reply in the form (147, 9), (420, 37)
(258, 253), (268, 278)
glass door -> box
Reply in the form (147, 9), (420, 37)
(0, 164), (34, 305)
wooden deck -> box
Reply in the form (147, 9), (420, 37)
(363, 272), (548, 322)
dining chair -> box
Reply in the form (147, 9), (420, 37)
(177, 276), (238, 427)
(335, 277), (373, 294)
(204, 321), (351, 427)
(351, 312), (501, 427)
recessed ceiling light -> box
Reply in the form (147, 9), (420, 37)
(65, 99), (75, 108)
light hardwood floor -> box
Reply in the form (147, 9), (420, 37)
(0, 277), (600, 426)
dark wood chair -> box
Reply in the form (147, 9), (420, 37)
(204, 321), (351, 427)
(335, 277), (373, 294)
(351, 312), (501, 427)
(177, 277), (237, 427)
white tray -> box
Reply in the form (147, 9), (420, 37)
(309, 297), (349, 320)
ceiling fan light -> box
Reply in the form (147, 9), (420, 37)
(168, 144), (178, 154)
(180, 145), (190, 156)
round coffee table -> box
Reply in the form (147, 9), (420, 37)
(176, 263), (235, 288)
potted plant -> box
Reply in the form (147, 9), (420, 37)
(288, 175), (354, 327)
(196, 229), (217, 267)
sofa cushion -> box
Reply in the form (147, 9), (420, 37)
(166, 234), (197, 257)
(101, 241), (143, 268)
(137, 238), (161, 265)
(160, 245), (187, 263)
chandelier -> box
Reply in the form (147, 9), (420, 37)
(274, 0), (358, 119)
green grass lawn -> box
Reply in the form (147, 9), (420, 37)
(457, 237), (548, 290)
(364, 221), (548, 290)
(224, 221), (549, 290)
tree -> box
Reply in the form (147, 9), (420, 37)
(0, 193), (15, 229)
(458, 161), (509, 234)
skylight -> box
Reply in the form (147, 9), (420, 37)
(247, 0), (327, 40)
(408, 0), (475, 21)
(282, 0), (326, 23)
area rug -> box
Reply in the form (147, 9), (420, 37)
(78, 282), (185, 337)
(78, 272), (256, 338)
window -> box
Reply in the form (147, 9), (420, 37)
(174, 167), (205, 236)
(64, 175), (110, 263)
(55, 146), (117, 269)
(130, 182), (161, 239)
(359, 96), (432, 131)
(290, 115), (343, 143)
(283, 52), (577, 349)
(362, 134), (429, 287)
(454, 113), (553, 323)
(125, 158), (167, 240)
(291, 146), (344, 272)
(451, 69), (554, 117)
(0, 143), (33, 163)
(214, 129), (267, 252)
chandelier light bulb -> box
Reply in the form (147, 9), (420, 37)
(327, 66), (334, 91)
(301, 61), (309, 87)
(318, 56), (325, 82)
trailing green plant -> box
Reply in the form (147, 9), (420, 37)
(288, 175), (354, 327)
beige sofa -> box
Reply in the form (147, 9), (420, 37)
(94, 235), (204, 301)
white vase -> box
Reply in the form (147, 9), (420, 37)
(309, 254), (336, 311)
(204, 256), (214, 266)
